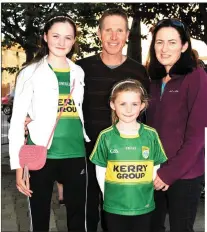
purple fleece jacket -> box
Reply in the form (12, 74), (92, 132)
(147, 67), (207, 185)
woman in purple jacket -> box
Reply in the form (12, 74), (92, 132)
(147, 19), (207, 232)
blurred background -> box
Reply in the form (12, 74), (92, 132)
(1, 3), (207, 97)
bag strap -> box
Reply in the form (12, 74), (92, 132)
(45, 79), (75, 148)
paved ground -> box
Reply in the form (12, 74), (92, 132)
(1, 144), (205, 232)
(1, 144), (68, 231)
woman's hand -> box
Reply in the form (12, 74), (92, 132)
(154, 174), (169, 191)
(16, 168), (33, 197)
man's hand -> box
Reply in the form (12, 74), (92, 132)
(154, 174), (169, 191)
(24, 116), (32, 136)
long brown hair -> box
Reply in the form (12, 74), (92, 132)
(110, 79), (149, 124)
(14, 14), (77, 88)
(147, 18), (197, 80)
(29, 14), (77, 65)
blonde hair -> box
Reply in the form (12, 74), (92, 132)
(110, 79), (148, 124)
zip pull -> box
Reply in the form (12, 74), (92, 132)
(160, 82), (167, 101)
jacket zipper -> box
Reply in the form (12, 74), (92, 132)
(160, 78), (172, 101)
(160, 83), (166, 101)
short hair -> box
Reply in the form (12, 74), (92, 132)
(99, 8), (129, 31)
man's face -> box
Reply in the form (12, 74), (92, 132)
(98, 15), (129, 56)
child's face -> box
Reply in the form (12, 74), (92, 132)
(44, 22), (75, 58)
(110, 90), (145, 124)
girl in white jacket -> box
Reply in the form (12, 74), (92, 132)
(9, 14), (89, 232)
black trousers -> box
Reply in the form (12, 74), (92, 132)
(150, 175), (203, 232)
(105, 211), (152, 232)
(85, 160), (104, 232)
(29, 157), (87, 232)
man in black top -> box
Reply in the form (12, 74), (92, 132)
(76, 8), (150, 232)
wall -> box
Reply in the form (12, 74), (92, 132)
(1, 44), (26, 97)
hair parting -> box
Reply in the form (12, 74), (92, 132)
(110, 79), (149, 124)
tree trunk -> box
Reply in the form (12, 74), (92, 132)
(127, 16), (142, 63)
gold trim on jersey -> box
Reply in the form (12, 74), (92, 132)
(143, 125), (167, 159)
(53, 67), (70, 72)
(90, 126), (113, 160)
(105, 160), (153, 184)
(120, 133), (139, 138)
(57, 94), (79, 118)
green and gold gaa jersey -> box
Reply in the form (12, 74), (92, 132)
(27, 67), (85, 158)
(47, 67), (86, 158)
(90, 123), (167, 216)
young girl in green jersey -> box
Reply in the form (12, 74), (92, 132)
(90, 79), (168, 232)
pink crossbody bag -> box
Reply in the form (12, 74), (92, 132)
(19, 79), (75, 178)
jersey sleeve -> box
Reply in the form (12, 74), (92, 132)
(89, 133), (108, 167)
(153, 131), (168, 165)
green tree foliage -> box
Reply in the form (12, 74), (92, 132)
(124, 3), (207, 63)
(2, 3), (55, 63)
(1, 2), (119, 64)
(1, 3), (206, 67)
(145, 3), (207, 44)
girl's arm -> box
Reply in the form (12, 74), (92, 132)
(95, 165), (106, 195)
(9, 68), (33, 170)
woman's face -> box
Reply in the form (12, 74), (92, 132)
(44, 22), (75, 58)
(154, 27), (188, 72)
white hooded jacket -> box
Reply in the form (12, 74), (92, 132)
(9, 56), (90, 170)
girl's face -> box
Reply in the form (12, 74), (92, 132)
(154, 27), (188, 73)
(44, 22), (75, 58)
(110, 91), (145, 124)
